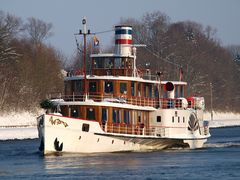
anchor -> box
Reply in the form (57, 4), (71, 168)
(54, 138), (63, 151)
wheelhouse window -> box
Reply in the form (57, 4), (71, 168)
(104, 58), (114, 69)
(89, 81), (97, 93)
(120, 82), (127, 94)
(93, 57), (104, 68)
(86, 108), (95, 120)
(115, 58), (121, 68)
(105, 81), (114, 93)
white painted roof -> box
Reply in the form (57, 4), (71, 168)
(64, 75), (187, 85)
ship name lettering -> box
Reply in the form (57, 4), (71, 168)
(49, 116), (68, 127)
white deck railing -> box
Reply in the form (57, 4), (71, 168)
(49, 93), (195, 110)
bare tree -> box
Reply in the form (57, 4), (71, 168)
(0, 11), (22, 62)
(24, 17), (53, 45)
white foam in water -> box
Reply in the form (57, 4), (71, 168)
(0, 111), (240, 140)
(204, 142), (240, 148)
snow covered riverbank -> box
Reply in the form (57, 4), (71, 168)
(0, 111), (240, 140)
(204, 112), (240, 128)
(0, 111), (40, 140)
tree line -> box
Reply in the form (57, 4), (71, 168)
(0, 11), (63, 112)
(119, 12), (240, 112)
(1, 10), (239, 113)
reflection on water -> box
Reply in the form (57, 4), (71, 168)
(44, 152), (145, 171)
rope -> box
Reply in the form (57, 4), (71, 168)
(93, 29), (114, 35)
(74, 35), (83, 53)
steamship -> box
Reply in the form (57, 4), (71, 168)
(37, 19), (210, 154)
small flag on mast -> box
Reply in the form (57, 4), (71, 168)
(93, 35), (99, 47)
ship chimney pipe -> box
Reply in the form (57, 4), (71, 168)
(114, 25), (132, 55)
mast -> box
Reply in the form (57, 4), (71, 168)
(75, 17), (93, 100)
(82, 17), (87, 99)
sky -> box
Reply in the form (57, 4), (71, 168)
(1, 0), (240, 57)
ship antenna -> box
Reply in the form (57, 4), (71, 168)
(132, 44), (146, 77)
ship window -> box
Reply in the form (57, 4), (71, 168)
(86, 108), (95, 120)
(89, 81), (97, 92)
(112, 109), (120, 124)
(74, 81), (83, 93)
(124, 110), (130, 124)
(64, 81), (72, 95)
(131, 82), (135, 96)
(172, 116), (174, 123)
(82, 123), (89, 132)
(178, 117), (180, 123)
(70, 107), (79, 118)
(183, 117), (185, 123)
(144, 85), (147, 97)
(138, 83), (141, 97)
(144, 84), (152, 98)
(115, 58), (121, 68)
(104, 58), (114, 69)
(137, 111), (141, 123)
(94, 57), (104, 68)
(148, 84), (152, 98)
(102, 108), (108, 124)
(120, 82), (127, 94)
(157, 116), (161, 123)
(105, 81), (114, 93)
(154, 85), (159, 98)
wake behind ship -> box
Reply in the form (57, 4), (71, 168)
(37, 18), (210, 154)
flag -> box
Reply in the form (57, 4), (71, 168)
(179, 67), (183, 81)
(93, 35), (99, 47)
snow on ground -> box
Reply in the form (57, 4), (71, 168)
(0, 127), (38, 140)
(0, 111), (41, 127)
(0, 111), (42, 140)
(204, 111), (240, 128)
(0, 111), (240, 140)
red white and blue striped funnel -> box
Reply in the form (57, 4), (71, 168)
(114, 25), (132, 55)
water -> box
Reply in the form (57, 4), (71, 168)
(0, 127), (240, 180)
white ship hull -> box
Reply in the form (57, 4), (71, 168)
(38, 114), (209, 154)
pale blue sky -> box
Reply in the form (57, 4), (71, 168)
(1, 0), (240, 56)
